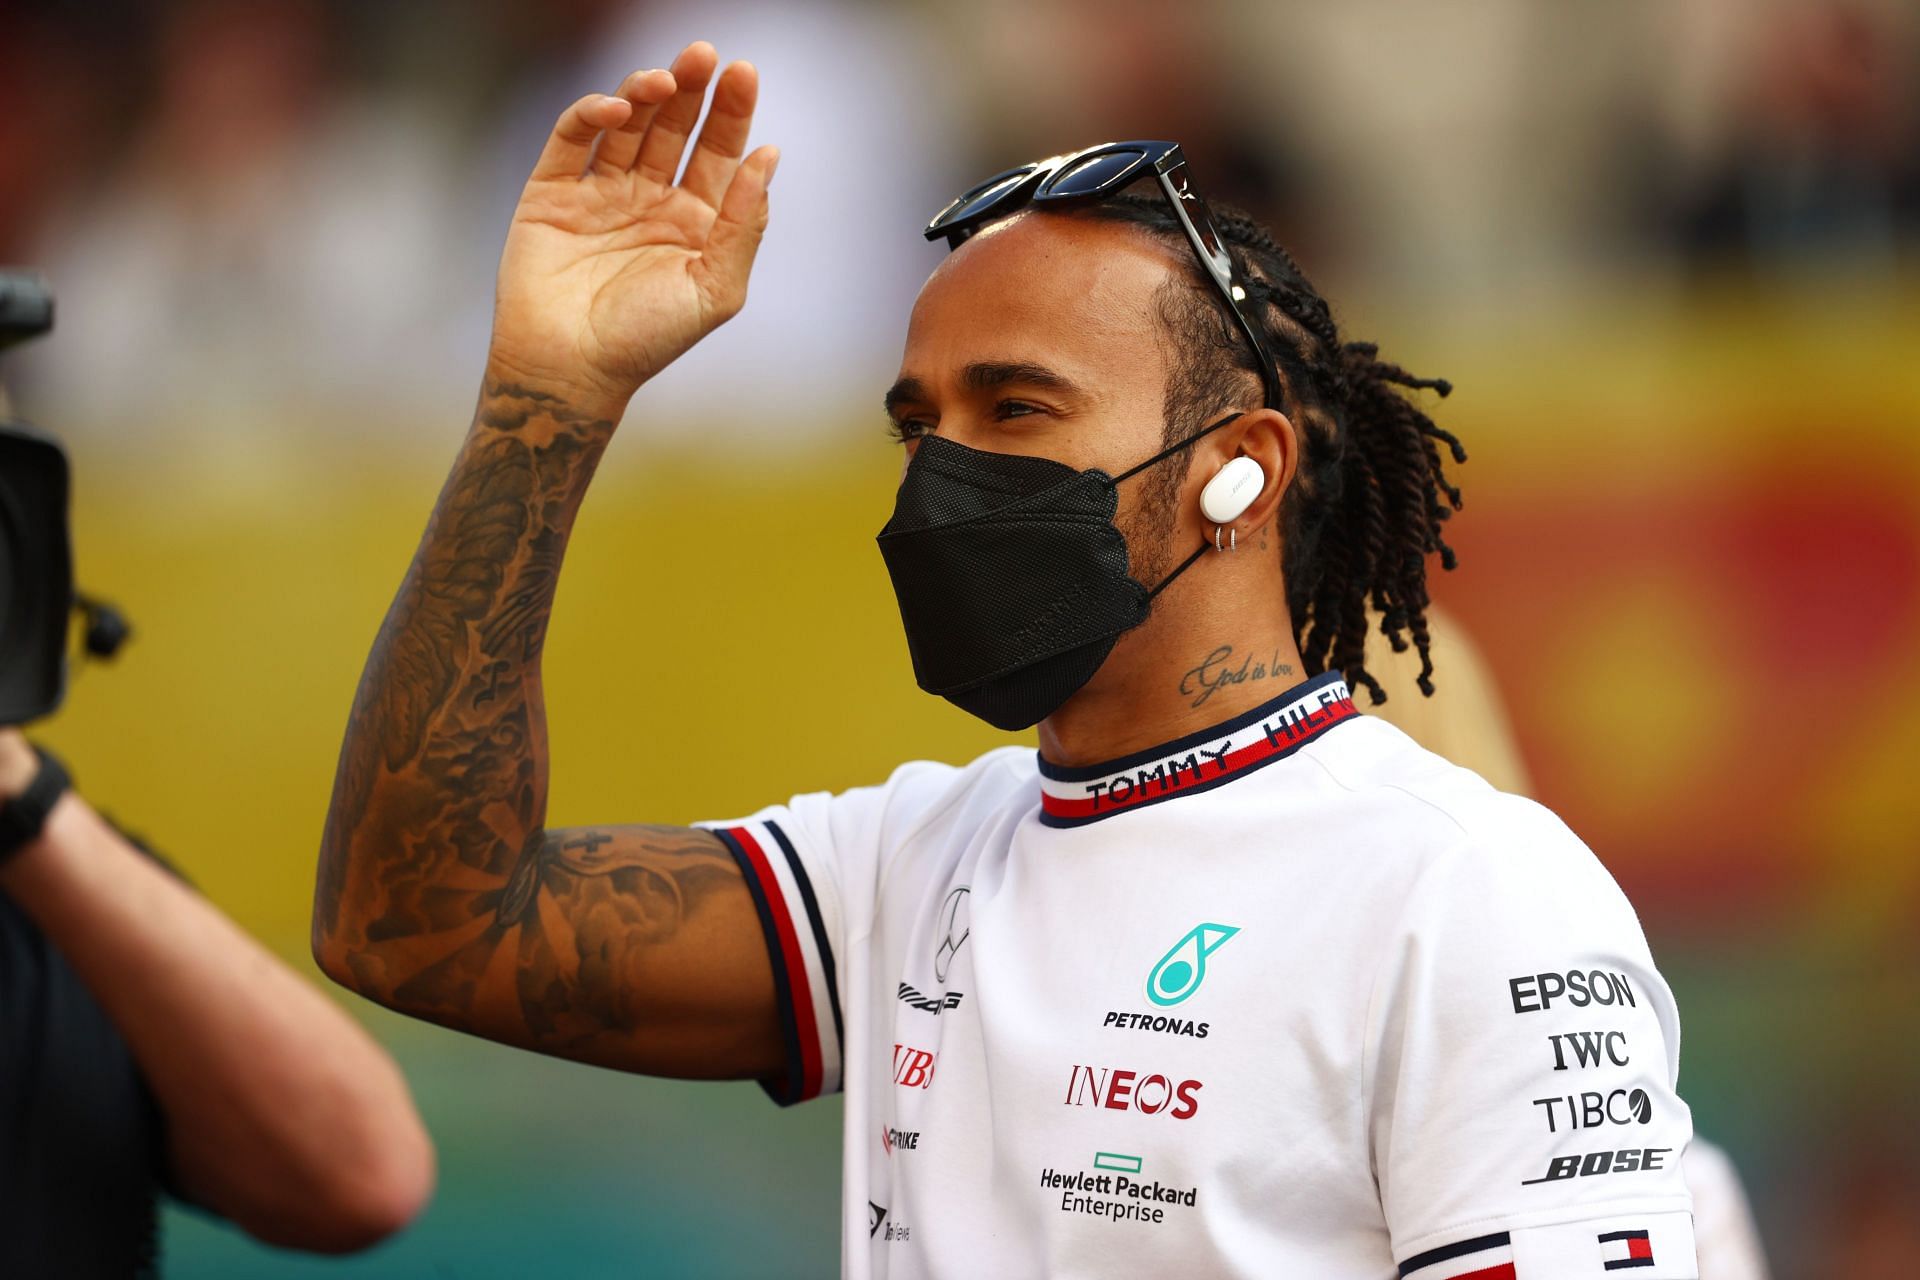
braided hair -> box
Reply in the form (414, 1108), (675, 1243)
(1067, 193), (1466, 704)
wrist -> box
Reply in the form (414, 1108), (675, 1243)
(481, 353), (633, 428)
(0, 731), (38, 799)
(0, 743), (72, 875)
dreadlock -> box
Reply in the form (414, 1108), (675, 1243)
(1067, 193), (1467, 704)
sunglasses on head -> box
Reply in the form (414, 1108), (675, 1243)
(924, 140), (1282, 411)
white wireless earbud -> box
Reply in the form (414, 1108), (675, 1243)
(1199, 456), (1266, 525)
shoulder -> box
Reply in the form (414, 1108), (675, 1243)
(884, 746), (1035, 841)
(781, 745), (1035, 851)
(1301, 720), (1660, 1006)
(1343, 730), (1673, 1058)
(879, 745), (1035, 801)
(1309, 715), (1617, 901)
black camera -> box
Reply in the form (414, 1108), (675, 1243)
(1, 271), (128, 726)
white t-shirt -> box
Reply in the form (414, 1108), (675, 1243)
(700, 673), (1699, 1279)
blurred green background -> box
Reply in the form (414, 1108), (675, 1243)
(6, 1), (1920, 1276)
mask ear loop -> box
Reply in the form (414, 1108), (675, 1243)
(1109, 412), (1244, 487)
(1147, 541), (1212, 599)
(1118, 411), (1253, 601)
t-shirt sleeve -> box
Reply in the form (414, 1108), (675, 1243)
(1367, 801), (1699, 1279)
(697, 760), (959, 1107)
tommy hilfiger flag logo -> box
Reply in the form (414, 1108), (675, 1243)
(1599, 1228), (1655, 1270)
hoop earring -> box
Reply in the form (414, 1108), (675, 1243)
(1213, 525), (1237, 552)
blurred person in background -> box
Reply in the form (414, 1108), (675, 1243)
(18, 0), (477, 434)
(942, 0), (1317, 257)
(0, 300), (434, 1269)
(316, 40), (1701, 1277)
(1656, 1), (1920, 278)
(0, 7), (129, 261)
(7, 0), (956, 453)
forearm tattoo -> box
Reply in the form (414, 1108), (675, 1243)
(315, 382), (735, 1052)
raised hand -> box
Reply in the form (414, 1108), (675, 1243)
(488, 42), (778, 414)
(318, 39), (791, 1086)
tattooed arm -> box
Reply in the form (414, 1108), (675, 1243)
(314, 44), (786, 1079)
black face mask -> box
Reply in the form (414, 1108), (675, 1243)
(875, 414), (1242, 731)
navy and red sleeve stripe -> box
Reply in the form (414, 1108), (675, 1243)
(1398, 1231), (1514, 1279)
(711, 820), (843, 1106)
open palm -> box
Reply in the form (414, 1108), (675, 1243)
(490, 43), (778, 410)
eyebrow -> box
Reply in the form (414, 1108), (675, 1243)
(883, 361), (1086, 418)
(883, 376), (929, 419)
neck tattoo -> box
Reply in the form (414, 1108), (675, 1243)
(1178, 644), (1296, 710)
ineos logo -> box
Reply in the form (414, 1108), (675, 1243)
(934, 886), (970, 982)
(1063, 1064), (1202, 1120)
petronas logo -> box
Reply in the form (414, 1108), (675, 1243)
(1146, 923), (1239, 1007)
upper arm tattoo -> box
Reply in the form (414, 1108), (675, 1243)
(314, 384), (742, 1053)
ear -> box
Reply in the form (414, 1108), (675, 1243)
(1191, 407), (1297, 536)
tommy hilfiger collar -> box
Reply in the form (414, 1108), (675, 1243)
(1035, 671), (1358, 828)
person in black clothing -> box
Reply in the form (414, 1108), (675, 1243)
(0, 727), (435, 1273)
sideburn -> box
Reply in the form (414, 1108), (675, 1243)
(1120, 449), (1192, 589)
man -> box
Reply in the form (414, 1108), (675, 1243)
(0, 725), (433, 1272)
(315, 41), (1699, 1278)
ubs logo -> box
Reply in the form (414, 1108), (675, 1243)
(934, 886), (970, 982)
(892, 1043), (937, 1089)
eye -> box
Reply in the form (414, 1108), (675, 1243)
(992, 399), (1043, 422)
(887, 417), (932, 444)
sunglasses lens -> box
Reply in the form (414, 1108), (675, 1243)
(930, 166), (1039, 233)
(1042, 147), (1149, 198)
